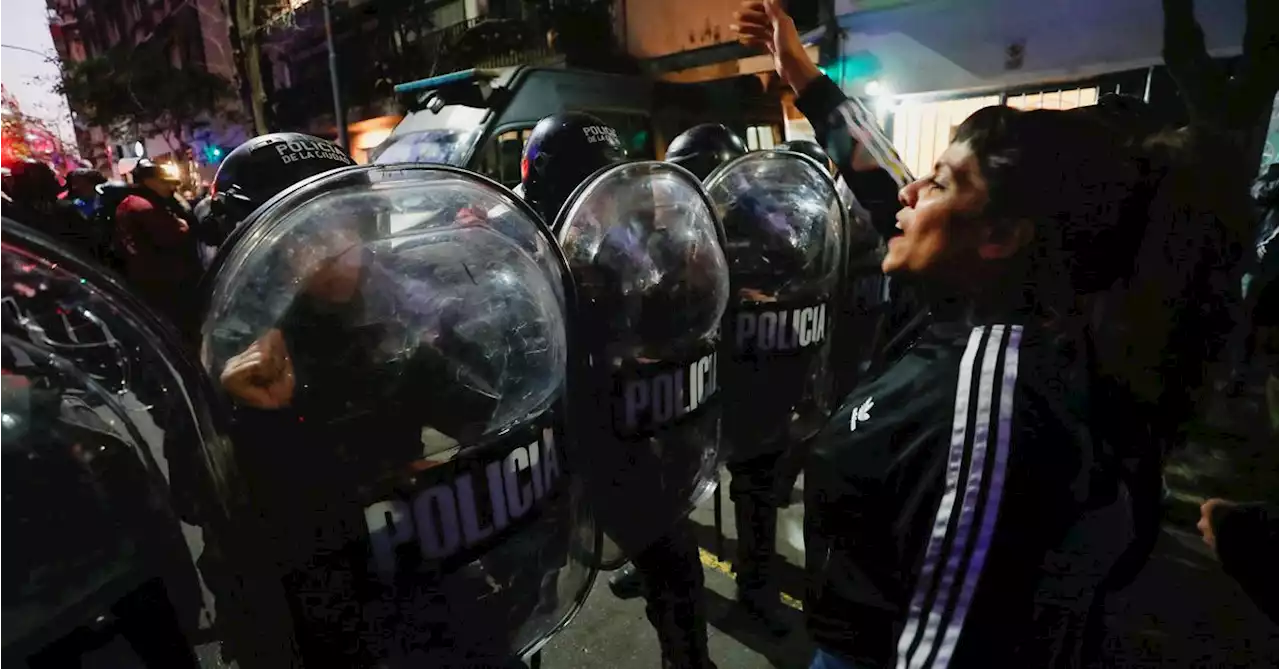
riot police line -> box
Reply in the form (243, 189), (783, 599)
(2, 118), (872, 668)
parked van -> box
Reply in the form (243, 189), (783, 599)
(372, 66), (783, 188)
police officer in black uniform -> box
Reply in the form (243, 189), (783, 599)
(602, 123), (748, 603)
(701, 131), (845, 637)
(667, 124), (796, 633)
(521, 113), (723, 669)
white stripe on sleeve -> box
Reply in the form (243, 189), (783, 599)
(895, 325), (1023, 669)
(931, 325), (1022, 668)
(832, 99), (913, 189)
(895, 325), (986, 669)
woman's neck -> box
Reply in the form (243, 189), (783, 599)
(919, 277), (1034, 326)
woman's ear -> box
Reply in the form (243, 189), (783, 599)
(978, 218), (1034, 260)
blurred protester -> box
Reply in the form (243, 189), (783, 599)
(63, 167), (107, 218)
(1197, 498), (1278, 620)
(62, 167), (114, 261)
(113, 159), (204, 344)
(4, 160), (99, 260)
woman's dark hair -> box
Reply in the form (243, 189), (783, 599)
(957, 100), (1238, 478)
(953, 102), (1240, 588)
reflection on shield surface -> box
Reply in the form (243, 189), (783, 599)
(705, 150), (845, 461)
(553, 161), (729, 564)
(3, 222), (218, 668)
(201, 164), (593, 666)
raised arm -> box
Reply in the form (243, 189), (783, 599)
(734, 0), (912, 241)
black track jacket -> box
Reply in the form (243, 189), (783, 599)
(797, 75), (1127, 668)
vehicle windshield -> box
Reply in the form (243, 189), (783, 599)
(372, 104), (489, 166)
(372, 128), (479, 166)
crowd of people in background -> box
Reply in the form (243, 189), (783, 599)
(2, 158), (213, 346)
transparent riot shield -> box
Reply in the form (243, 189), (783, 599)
(553, 160), (729, 565)
(200, 164), (594, 667)
(2, 222), (222, 667)
(705, 150), (845, 463)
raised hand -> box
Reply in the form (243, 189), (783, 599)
(221, 328), (297, 409)
(733, 0), (821, 92)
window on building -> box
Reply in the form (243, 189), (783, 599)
(745, 124), (779, 150)
(1006, 88), (1100, 111)
(477, 127), (533, 188)
(430, 0), (467, 28)
(487, 0), (525, 19)
(890, 95), (1000, 179)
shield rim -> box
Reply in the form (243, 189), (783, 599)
(2, 219), (232, 511)
(550, 159), (729, 251)
(704, 147), (837, 190)
(200, 163), (579, 320)
(0, 218), (295, 658)
(192, 166), (601, 660)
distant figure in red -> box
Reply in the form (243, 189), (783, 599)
(114, 160), (203, 344)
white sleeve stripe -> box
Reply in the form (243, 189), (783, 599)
(896, 325), (1023, 669)
(909, 326), (1005, 669)
(895, 325), (987, 669)
(832, 100), (913, 189)
(932, 325), (1022, 668)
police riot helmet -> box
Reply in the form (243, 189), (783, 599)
(778, 139), (833, 172)
(521, 112), (626, 224)
(2, 220), (224, 665)
(200, 163), (592, 666)
(665, 124), (748, 181)
(210, 132), (355, 234)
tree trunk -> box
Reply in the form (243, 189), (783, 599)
(234, 0), (269, 135)
(1162, 0), (1277, 168)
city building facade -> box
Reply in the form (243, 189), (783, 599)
(47, 0), (249, 182)
(259, 0), (556, 163)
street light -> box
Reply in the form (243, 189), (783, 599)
(321, 0), (349, 149)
